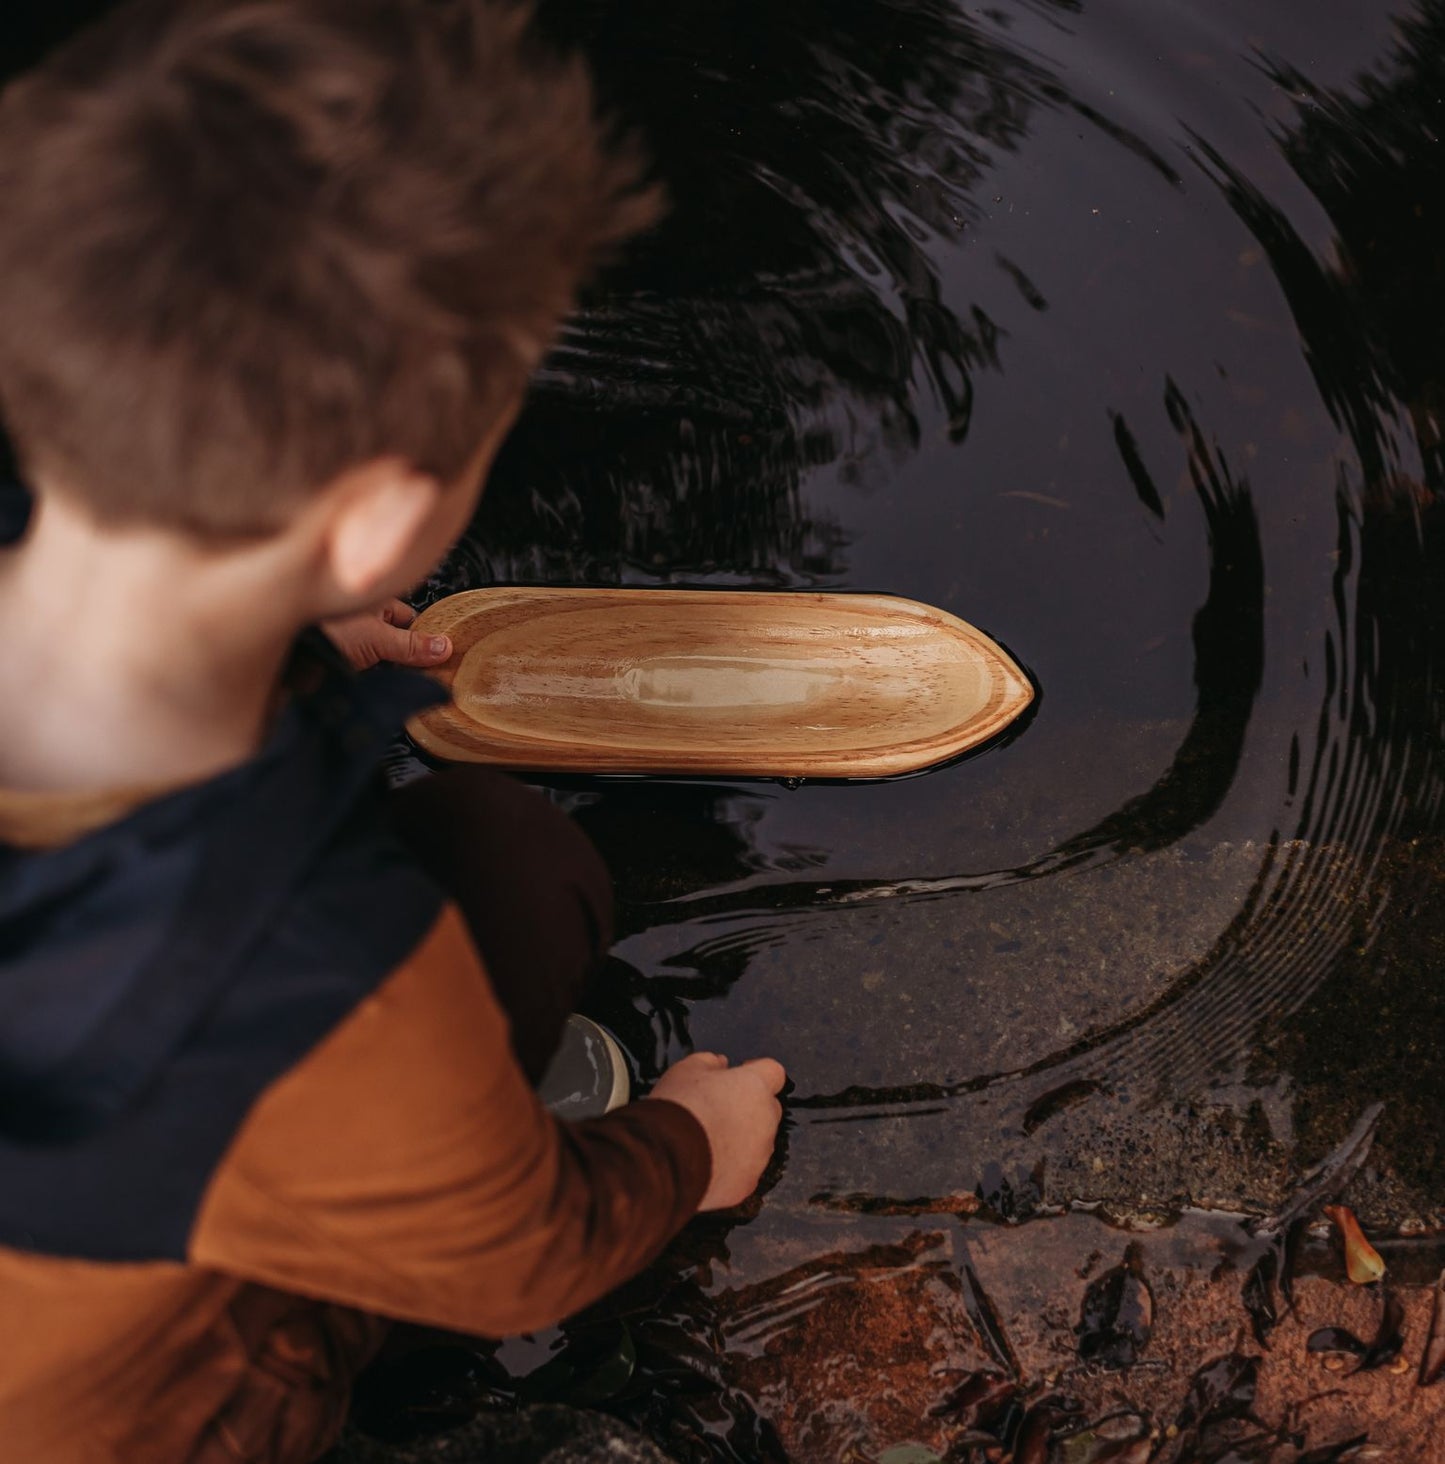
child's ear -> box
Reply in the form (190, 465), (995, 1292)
(323, 458), (442, 601)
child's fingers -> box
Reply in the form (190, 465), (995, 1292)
(381, 622), (451, 666)
(402, 627), (452, 664)
(320, 606), (450, 669)
(686, 1051), (730, 1070)
(736, 1056), (787, 1094)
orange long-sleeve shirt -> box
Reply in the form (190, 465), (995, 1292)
(0, 667), (710, 1464)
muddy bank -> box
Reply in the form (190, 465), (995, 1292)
(700, 1209), (1445, 1462)
(345, 1208), (1444, 1463)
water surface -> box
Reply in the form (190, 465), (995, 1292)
(445, 0), (1445, 1453)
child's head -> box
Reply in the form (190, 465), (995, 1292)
(0, 0), (655, 612)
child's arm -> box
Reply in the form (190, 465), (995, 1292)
(188, 907), (781, 1336)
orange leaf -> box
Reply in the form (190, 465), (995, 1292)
(1324, 1204), (1386, 1285)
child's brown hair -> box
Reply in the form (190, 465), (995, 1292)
(0, 0), (656, 535)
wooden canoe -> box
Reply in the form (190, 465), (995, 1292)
(406, 588), (1032, 778)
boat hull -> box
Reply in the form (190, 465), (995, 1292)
(407, 588), (1033, 778)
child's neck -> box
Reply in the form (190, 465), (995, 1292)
(0, 494), (304, 795)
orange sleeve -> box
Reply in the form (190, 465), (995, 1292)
(189, 907), (711, 1336)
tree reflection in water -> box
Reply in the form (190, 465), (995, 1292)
(454, 0), (1094, 586)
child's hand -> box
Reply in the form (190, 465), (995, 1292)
(321, 599), (452, 671)
(648, 1052), (786, 1211)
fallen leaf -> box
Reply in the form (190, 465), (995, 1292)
(1077, 1243), (1153, 1368)
(1324, 1205), (1386, 1285)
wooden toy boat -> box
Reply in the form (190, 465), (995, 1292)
(407, 588), (1032, 778)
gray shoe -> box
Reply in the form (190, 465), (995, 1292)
(538, 1015), (630, 1117)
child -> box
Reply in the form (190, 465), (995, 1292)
(0, 2), (786, 1461)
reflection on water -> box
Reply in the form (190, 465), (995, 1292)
(442, 0), (1088, 587)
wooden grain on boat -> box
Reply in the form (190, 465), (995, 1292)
(407, 588), (1032, 778)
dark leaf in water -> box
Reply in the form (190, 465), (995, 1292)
(1180, 1434), (1279, 1464)
(942, 1429), (1008, 1459)
(1016, 1415), (1053, 1463)
(985, 1393), (1028, 1452)
(961, 1260), (1023, 1379)
(1306, 1327), (1369, 1358)
(1175, 1413), (1277, 1463)
(1052, 1411), (1151, 1463)
(1280, 1217), (1309, 1316)
(1295, 1434), (1370, 1463)
(1307, 1289), (1404, 1373)
(1176, 1353), (1260, 1431)
(1419, 1267), (1445, 1387)
(563, 1322), (638, 1404)
(1353, 1288), (1404, 1373)
(1077, 1243), (1153, 1367)
(1241, 1248), (1280, 1348)
(518, 1322), (637, 1407)
(632, 1318), (727, 1388)
(929, 1369), (1016, 1422)
(349, 1345), (504, 1445)
(1013, 1396), (1081, 1464)
(612, 1362), (788, 1464)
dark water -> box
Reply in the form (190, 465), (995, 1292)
(8, 0), (1445, 1457)
(441, 0), (1445, 1453)
(452, 0), (1445, 1208)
